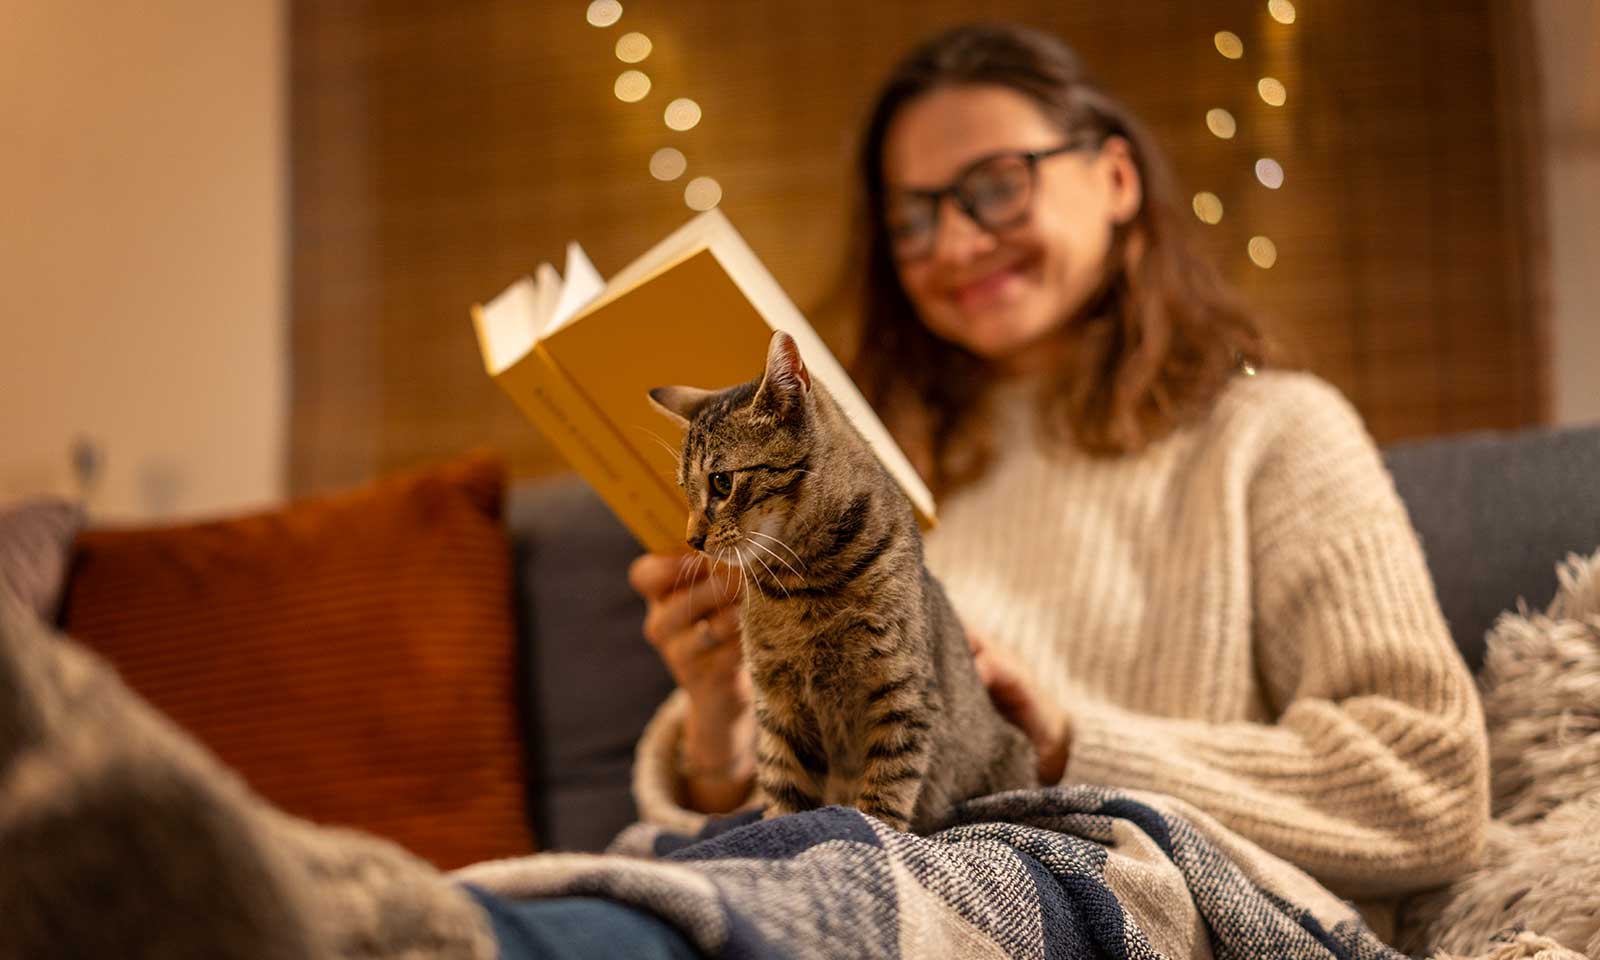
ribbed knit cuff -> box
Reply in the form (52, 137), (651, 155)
(632, 689), (761, 835)
(1063, 702), (1168, 793)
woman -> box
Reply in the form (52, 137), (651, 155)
(627, 22), (1488, 930)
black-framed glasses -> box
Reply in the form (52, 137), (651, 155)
(884, 142), (1093, 262)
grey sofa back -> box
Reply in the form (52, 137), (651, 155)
(509, 422), (1600, 850)
(507, 481), (671, 852)
(1383, 423), (1600, 672)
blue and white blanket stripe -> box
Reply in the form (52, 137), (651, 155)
(456, 785), (1402, 960)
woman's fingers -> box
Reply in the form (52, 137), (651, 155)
(976, 643), (1044, 735)
(642, 568), (741, 649)
(656, 606), (744, 698)
(629, 552), (710, 602)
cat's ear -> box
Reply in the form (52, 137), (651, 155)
(754, 331), (811, 417)
(648, 385), (714, 428)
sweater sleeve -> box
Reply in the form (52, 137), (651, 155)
(1063, 376), (1489, 897)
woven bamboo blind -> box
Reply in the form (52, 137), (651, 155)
(290, 0), (1546, 494)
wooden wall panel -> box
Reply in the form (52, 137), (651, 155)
(290, 0), (1548, 494)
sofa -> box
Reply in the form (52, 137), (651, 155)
(7, 422), (1599, 951)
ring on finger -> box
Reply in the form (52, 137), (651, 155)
(696, 619), (719, 650)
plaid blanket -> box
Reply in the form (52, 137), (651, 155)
(456, 785), (1403, 959)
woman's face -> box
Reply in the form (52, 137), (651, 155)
(882, 85), (1142, 372)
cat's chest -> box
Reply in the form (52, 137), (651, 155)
(744, 602), (882, 711)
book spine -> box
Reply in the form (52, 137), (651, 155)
(494, 348), (686, 554)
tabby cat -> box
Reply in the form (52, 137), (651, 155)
(649, 331), (1037, 833)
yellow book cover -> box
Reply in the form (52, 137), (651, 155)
(471, 209), (935, 554)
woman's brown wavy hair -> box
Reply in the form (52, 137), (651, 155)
(846, 23), (1266, 496)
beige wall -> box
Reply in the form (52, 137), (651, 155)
(1534, 0), (1600, 427)
(0, 0), (285, 521)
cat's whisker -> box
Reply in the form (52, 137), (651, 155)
(735, 546), (751, 602)
(746, 537), (803, 586)
(747, 529), (803, 562)
(742, 539), (790, 597)
(682, 550), (711, 597)
(746, 537), (799, 578)
(673, 549), (697, 596)
(713, 547), (734, 602)
(749, 530), (807, 571)
(631, 425), (683, 463)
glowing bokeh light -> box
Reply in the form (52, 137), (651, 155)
(615, 32), (652, 62)
(1214, 31), (1244, 59)
(685, 176), (722, 211)
(614, 70), (651, 102)
(1255, 157), (1285, 189)
(586, 0), (622, 28)
(1192, 192), (1224, 224)
(1258, 77), (1287, 106)
(650, 147), (687, 181)
(1248, 236), (1278, 268)
(1206, 108), (1237, 139)
(1268, 0), (1297, 25)
(664, 98), (702, 131)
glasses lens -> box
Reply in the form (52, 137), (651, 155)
(961, 155), (1033, 229)
(886, 194), (938, 260)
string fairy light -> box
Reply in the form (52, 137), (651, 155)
(664, 98), (702, 131)
(615, 32), (651, 62)
(588, 7), (716, 208)
(1248, 236), (1278, 268)
(1255, 158), (1285, 189)
(1205, 16), (1298, 266)
(613, 69), (650, 102)
(586, 0), (621, 28)
(684, 176), (721, 211)
(1206, 108), (1237, 139)
(650, 147), (687, 181)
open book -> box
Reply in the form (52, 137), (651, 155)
(471, 209), (935, 554)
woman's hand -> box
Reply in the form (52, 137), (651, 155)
(628, 552), (756, 811)
(968, 628), (1072, 784)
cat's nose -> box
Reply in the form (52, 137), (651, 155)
(687, 533), (706, 551)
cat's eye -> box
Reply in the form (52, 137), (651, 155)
(709, 472), (733, 498)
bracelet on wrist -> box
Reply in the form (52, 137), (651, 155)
(675, 735), (748, 785)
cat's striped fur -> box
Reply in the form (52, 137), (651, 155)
(649, 332), (1036, 833)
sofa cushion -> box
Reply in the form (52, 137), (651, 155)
(1383, 424), (1600, 673)
(60, 453), (532, 869)
(508, 478), (673, 852)
(0, 497), (84, 623)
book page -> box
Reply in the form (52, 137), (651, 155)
(472, 276), (539, 376)
(548, 241), (604, 334)
(532, 261), (561, 334)
(546, 209), (732, 335)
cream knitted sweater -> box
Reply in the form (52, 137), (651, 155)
(633, 370), (1489, 899)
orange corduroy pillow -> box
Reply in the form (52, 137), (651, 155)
(61, 453), (532, 869)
